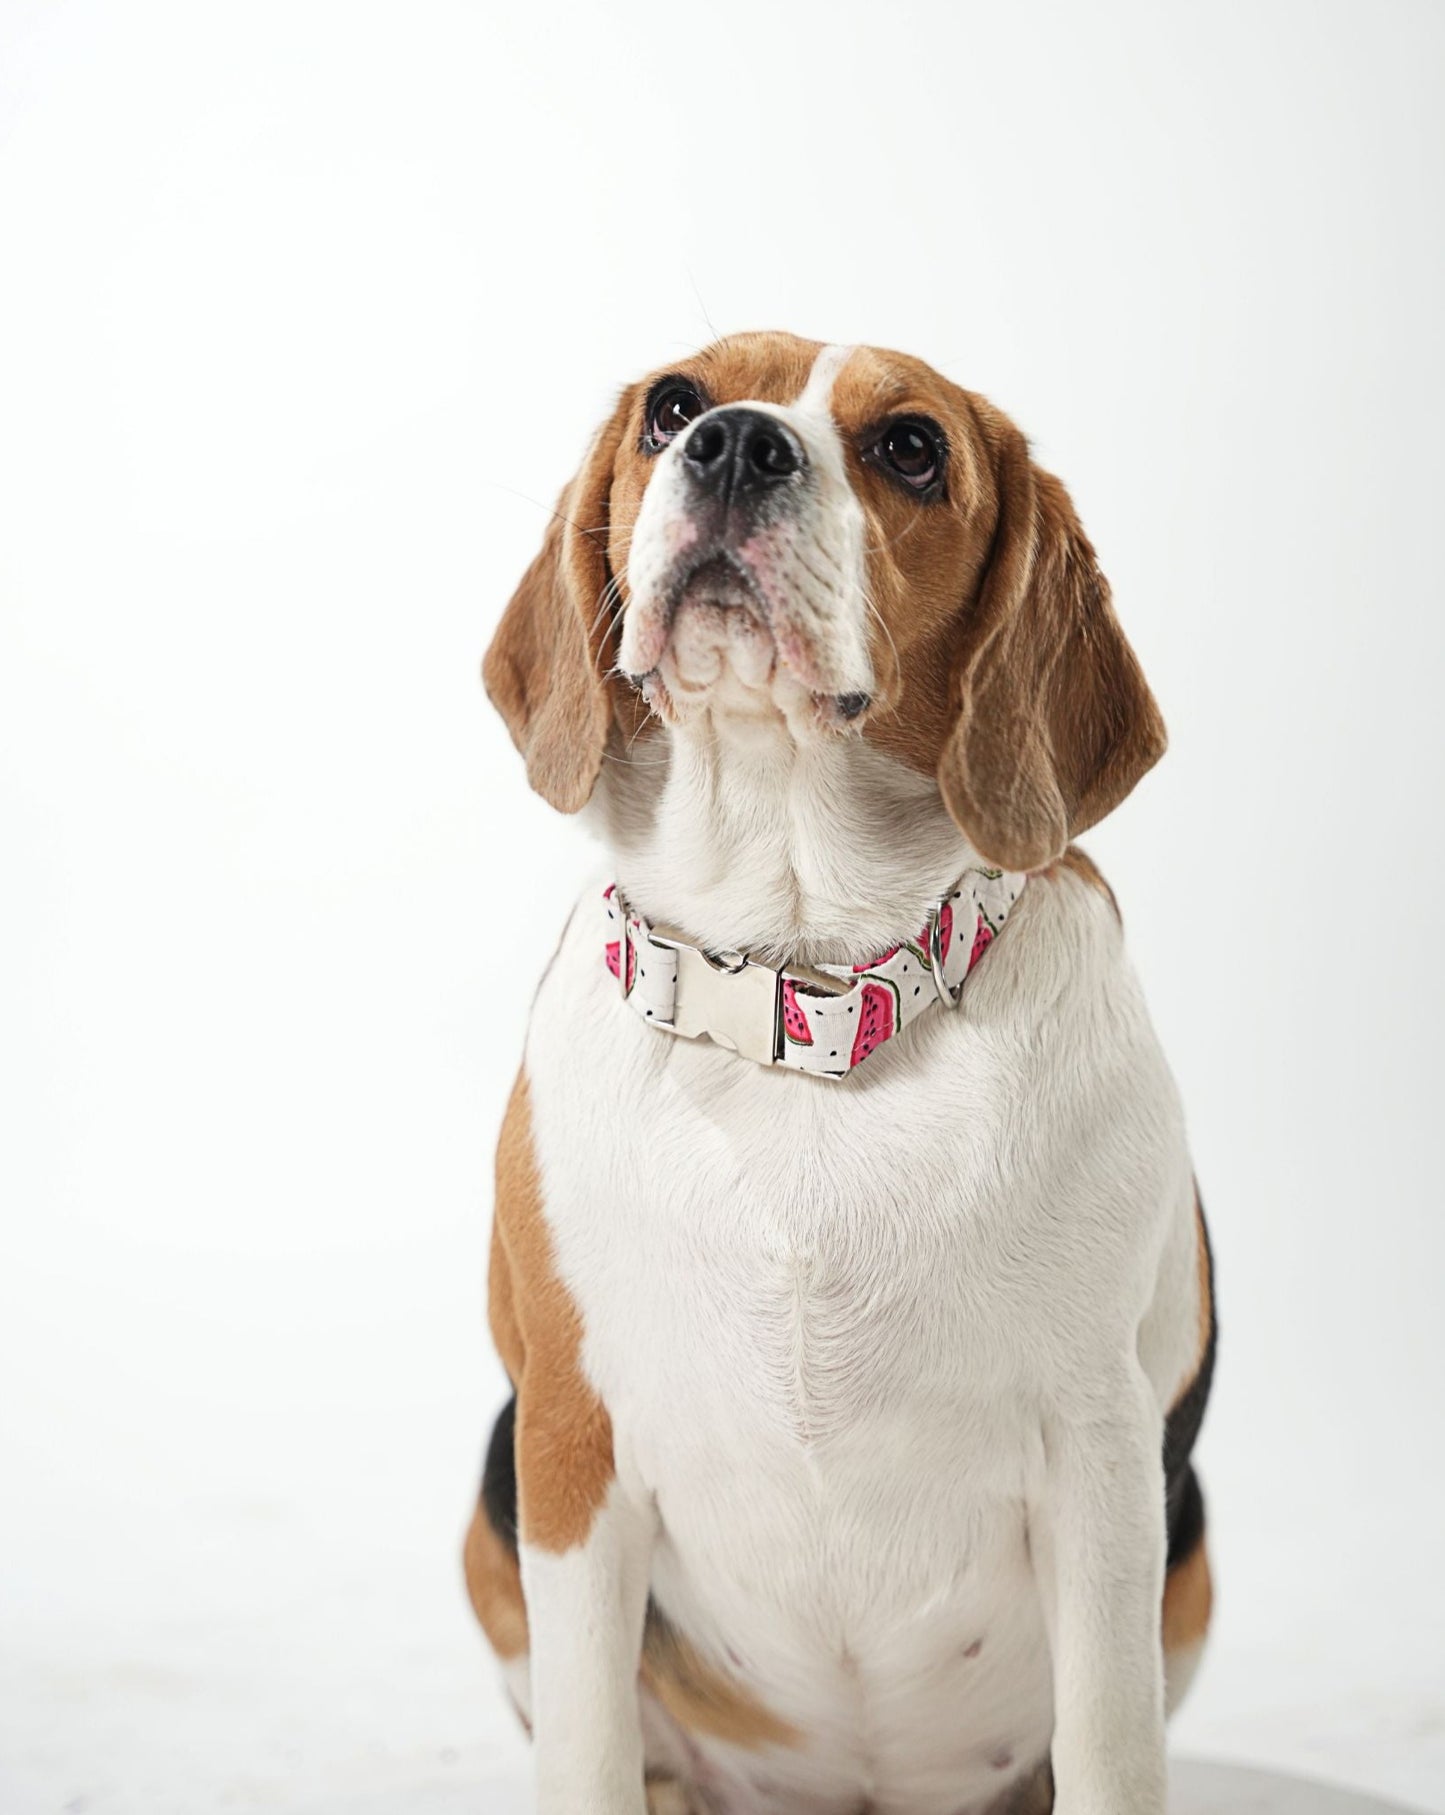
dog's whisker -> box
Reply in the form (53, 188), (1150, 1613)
(864, 592), (901, 697)
(862, 508), (930, 558)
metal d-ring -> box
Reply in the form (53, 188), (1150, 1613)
(927, 900), (964, 1007)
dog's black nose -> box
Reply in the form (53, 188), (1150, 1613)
(681, 407), (806, 501)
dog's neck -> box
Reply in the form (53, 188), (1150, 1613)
(592, 711), (978, 969)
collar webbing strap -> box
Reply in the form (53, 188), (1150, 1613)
(602, 866), (1024, 1079)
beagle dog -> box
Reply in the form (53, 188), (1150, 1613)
(464, 333), (1215, 1815)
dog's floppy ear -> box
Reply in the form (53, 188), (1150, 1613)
(937, 418), (1166, 871)
(483, 388), (637, 813)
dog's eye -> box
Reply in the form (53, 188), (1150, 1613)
(645, 381), (706, 451)
(872, 419), (944, 493)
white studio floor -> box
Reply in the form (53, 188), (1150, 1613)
(3, 1619), (1440, 1815)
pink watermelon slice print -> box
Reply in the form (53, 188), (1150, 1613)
(850, 978), (900, 1066)
(853, 944), (900, 974)
(781, 978), (814, 1045)
(605, 934), (637, 994)
(602, 886), (636, 994)
(969, 916), (993, 969)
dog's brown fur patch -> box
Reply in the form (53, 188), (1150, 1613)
(462, 1501), (528, 1660)
(1191, 1197), (1213, 1383)
(642, 1610), (799, 1751)
(1162, 1532), (1214, 1654)
(986, 1764), (1055, 1814)
(490, 1072), (616, 1553)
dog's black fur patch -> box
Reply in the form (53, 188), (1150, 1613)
(1164, 1197), (1216, 1567)
(481, 1392), (519, 1553)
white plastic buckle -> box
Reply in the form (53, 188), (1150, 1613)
(647, 924), (851, 1068)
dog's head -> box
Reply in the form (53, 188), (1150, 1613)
(483, 332), (1164, 871)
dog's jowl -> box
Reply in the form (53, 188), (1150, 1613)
(465, 333), (1214, 1815)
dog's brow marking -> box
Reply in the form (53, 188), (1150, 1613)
(794, 343), (855, 416)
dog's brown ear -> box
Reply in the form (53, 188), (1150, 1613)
(937, 419), (1166, 870)
(483, 389), (637, 813)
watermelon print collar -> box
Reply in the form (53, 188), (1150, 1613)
(602, 867), (1025, 1080)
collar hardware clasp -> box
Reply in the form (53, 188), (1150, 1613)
(646, 925), (851, 1068)
(927, 899), (965, 1007)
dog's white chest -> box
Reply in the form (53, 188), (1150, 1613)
(522, 880), (1190, 1811)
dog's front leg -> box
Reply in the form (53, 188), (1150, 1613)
(1032, 1367), (1168, 1815)
(491, 1072), (656, 1811)
(519, 1454), (655, 1814)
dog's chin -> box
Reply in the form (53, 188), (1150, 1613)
(668, 578), (775, 694)
(634, 566), (868, 738)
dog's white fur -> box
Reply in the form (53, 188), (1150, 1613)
(503, 349), (1201, 1814)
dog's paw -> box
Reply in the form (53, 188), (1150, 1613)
(644, 1777), (696, 1815)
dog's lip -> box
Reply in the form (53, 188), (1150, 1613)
(667, 550), (769, 623)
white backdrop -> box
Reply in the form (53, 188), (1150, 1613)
(2, 3), (1442, 1811)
